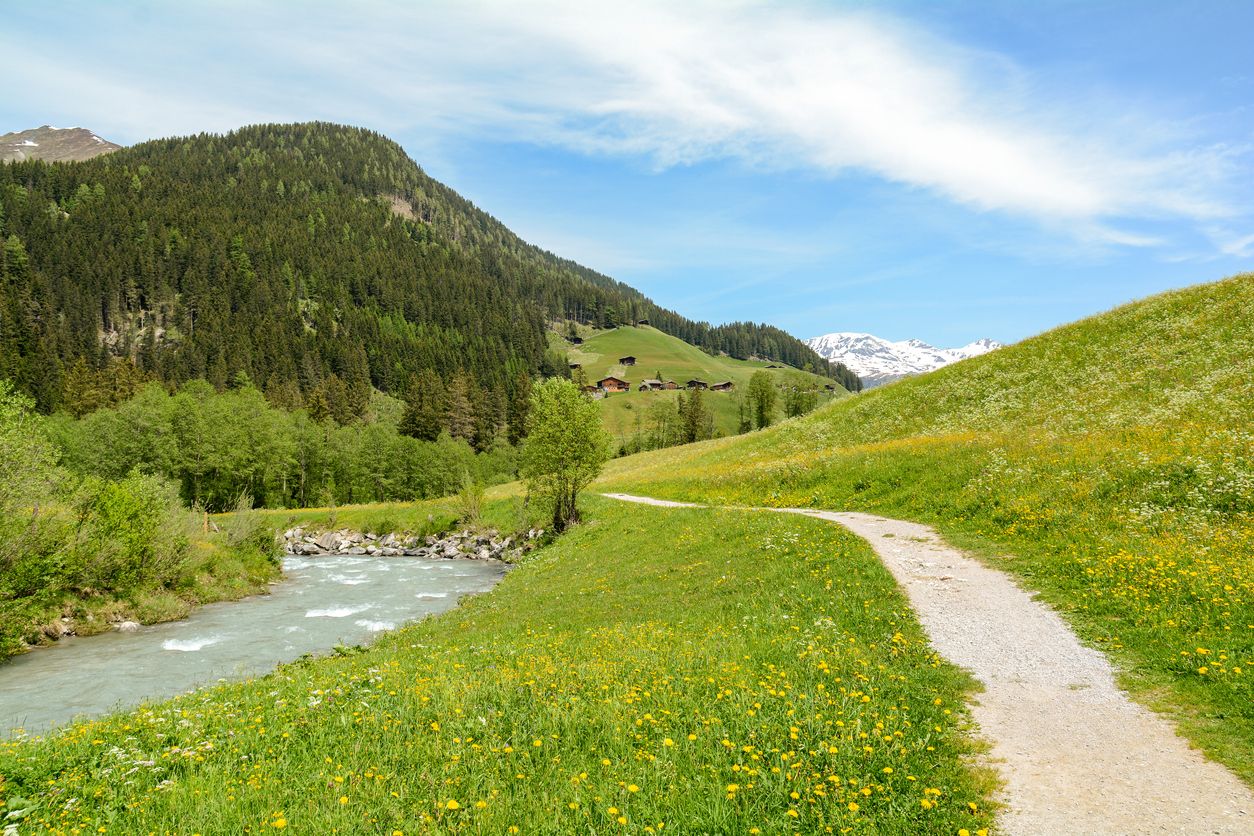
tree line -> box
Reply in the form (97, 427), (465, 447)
(47, 379), (520, 512)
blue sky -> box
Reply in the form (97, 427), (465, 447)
(4, 1), (1253, 346)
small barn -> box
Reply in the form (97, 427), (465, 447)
(686, 379), (708, 390)
(569, 336), (584, 345)
(638, 379), (665, 391)
(582, 384), (605, 399)
(710, 381), (734, 392)
(568, 362), (582, 369)
(661, 380), (678, 390)
(766, 364), (782, 369)
(824, 383), (837, 391)
(636, 318), (650, 326)
(619, 356), (637, 366)
(598, 376), (630, 393)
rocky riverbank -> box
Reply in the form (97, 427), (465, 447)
(280, 526), (543, 562)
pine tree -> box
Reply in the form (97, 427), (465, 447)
(444, 370), (476, 442)
(747, 371), (778, 430)
(680, 387), (710, 444)
(399, 369), (445, 442)
(506, 369), (532, 446)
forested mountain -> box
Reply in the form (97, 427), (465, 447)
(0, 122), (850, 420)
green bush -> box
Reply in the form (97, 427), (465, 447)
(0, 381), (282, 660)
(68, 472), (190, 590)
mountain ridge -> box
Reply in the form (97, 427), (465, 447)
(806, 331), (1001, 387)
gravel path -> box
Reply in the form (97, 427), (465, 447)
(603, 493), (1254, 835)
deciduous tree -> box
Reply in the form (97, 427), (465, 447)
(520, 378), (610, 532)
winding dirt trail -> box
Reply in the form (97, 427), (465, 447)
(602, 493), (1254, 836)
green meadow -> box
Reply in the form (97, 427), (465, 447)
(0, 497), (995, 835)
(599, 275), (1254, 783)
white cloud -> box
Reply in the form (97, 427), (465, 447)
(2, 0), (1243, 240)
(1210, 229), (1254, 257)
(318, 0), (1232, 228)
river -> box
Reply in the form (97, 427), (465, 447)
(0, 553), (505, 737)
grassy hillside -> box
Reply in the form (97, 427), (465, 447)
(0, 495), (996, 834)
(566, 325), (845, 442)
(599, 274), (1254, 783)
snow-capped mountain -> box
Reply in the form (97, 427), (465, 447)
(1, 126), (121, 163)
(806, 332), (1002, 388)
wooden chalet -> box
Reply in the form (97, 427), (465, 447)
(686, 379), (708, 390)
(581, 384), (605, 399)
(636, 318), (650, 326)
(637, 379), (667, 391)
(661, 380), (678, 390)
(709, 381), (734, 392)
(824, 383), (837, 391)
(569, 336), (584, 345)
(598, 376), (630, 393)
(619, 356), (637, 366)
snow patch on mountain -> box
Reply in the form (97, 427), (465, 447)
(806, 332), (1002, 388)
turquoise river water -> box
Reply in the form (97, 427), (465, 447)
(0, 553), (505, 737)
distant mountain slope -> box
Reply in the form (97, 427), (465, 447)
(0, 126), (121, 162)
(0, 121), (844, 415)
(565, 324), (848, 441)
(806, 331), (1001, 387)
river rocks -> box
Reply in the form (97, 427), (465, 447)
(280, 525), (527, 562)
(116, 621), (141, 633)
(42, 618), (76, 639)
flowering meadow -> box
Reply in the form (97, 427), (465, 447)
(1, 498), (995, 834)
(600, 275), (1254, 784)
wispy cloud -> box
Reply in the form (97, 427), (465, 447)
(2, 0), (1246, 246)
(319, 0), (1237, 231)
